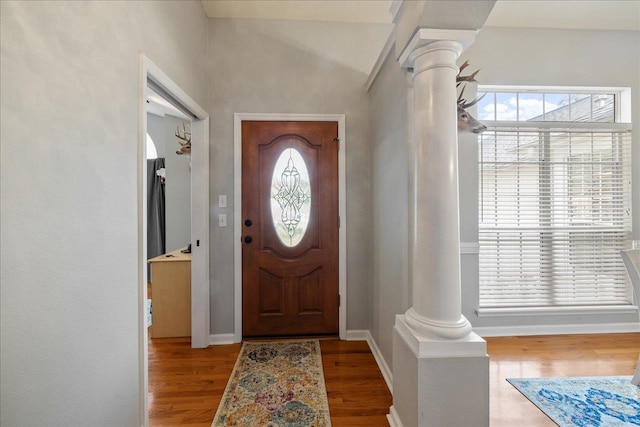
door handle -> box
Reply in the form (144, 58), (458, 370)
(244, 236), (253, 244)
(244, 219), (253, 227)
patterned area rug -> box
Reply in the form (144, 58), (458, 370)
(508, 376), (640, 426)
(212, 340), (331, 427)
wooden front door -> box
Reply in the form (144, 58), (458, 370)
(242, 121), (339, 337)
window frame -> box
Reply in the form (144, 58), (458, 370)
(475, 85), (634, 316)
(476, 85), (630, 124)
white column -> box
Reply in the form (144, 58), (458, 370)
(404, 38), (471, 339)
(388, 29), (489, 427)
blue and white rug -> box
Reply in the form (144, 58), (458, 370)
(508, 376), (640, 426)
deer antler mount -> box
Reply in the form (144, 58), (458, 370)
(456, 60), (487, 134)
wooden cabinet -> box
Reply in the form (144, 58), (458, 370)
(148, 248), (191, 338)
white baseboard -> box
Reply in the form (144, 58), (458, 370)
(387, 405), (403, 427)
(474, 322), (640, 337)
(346, 329), (393, 394)
(345, 330), (369, 341)
(209, 333), (237, 345)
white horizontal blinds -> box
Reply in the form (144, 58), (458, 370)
(479, 129), (632, 307)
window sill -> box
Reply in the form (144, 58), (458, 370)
(476, 305), (638, 317)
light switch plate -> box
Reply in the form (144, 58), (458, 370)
(219, 195), (227, 208)
(218, 214), (227, 227)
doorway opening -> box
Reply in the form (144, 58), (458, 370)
(138, 55), (210, 425)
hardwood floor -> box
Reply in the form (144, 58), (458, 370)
(488, 333), (640, 427)
(148, 333), (640, 426)
(148, 338), (391, 426)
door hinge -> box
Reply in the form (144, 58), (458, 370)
(338, 294), (341, 307)
(333, 137), (340, 151)
(338, 216), (341, 228)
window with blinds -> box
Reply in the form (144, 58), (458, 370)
(477, 88), (633, 309)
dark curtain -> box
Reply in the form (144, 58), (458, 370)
(147, 158), (166, 267)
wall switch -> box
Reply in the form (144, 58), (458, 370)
(218, 214), (227, 227)
(219, 195), (227, 208)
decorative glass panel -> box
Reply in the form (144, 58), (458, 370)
(271, 148), (311, 247)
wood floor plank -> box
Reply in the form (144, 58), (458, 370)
(148, 333), (640, 426)
(488, 333), (640, 427)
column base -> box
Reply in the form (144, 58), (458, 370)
(389, 314), (490, 427)
(405, 306), (473, 340)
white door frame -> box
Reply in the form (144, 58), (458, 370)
(233, 113), (347, 343)
(138, 55), (210, 425)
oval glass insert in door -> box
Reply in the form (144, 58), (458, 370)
(271, 148), (311, 247)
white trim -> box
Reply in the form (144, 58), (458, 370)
(345, 330), (369, 341)
(389, 0), (404, 22)
(484, 121), (632, 132)
(460, 242), (479, 255)
(476, 305), (639, 317)
(479, 84), (630, 95)
(474, 322), (640, 338)
(233, 116), (242, 343)
(190, 117), (210, 349)
(144, 60), (207, 119)
(346, 330), (393, 394)
(139, 54), (210, 426)
(368, 333), (393, 394)
(209, 334), (237, 345)
(233, 113), (347, 343)
(138, 55), (149, 427)
(365, 28), (396, 92)
(478, 85), (632, 124)
(387, 406), (403, 427)
(398, 29), (477, 69)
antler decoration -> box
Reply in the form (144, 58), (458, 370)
(175, 123), (191, 150)
(457, 60), (486, 109)
(175, 122), (192, 171)
(456, 61), (487, 134)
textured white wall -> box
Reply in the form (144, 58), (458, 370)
(0, 1), (207, 425)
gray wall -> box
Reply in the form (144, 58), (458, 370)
(369, 47), (411, 368)
(368, 27), (640, 370)
(164, 115), (192, 252)
(0, 1), (208, 425)
(208, 18), (373, 334)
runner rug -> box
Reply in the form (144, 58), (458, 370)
(212, 340), (331, 426)
(508, 376), (640, 426)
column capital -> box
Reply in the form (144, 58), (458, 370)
(398, 28), (477, 69)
